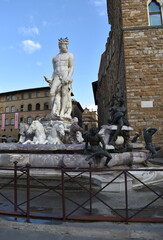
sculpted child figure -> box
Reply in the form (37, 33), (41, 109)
(44, 37), (74, 119)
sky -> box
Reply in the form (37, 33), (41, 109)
(0, 0), (110, 110)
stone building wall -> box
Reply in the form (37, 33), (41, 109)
(82, 108), (98, 132)
(97, 0), (126, 127)
(121, 0), (149, 27)
(96, 0), (163, 147)
(121, 0), (163, 145)
(0, 87), (83, 140)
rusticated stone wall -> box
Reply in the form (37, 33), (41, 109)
(121, 0), (163, 146)
(96, 0), (163, 148)
(124, 27), (163, 146)
(121, 0), (148, 27)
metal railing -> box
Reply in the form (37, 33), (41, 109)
(0, 161), (162, 223)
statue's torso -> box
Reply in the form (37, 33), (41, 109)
(53, 53), (71, 77)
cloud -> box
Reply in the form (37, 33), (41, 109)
(90, 0), (106, 6)
(36, 61), (42, 66)
(22, 40), (41, 54)
(84, 104), (97, 112)
(90, 0), (106, 16)
(98, 9), (106, 16)
(19, 27), (39, 36)
(42, 20), (48, 27)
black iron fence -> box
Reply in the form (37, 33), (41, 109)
(0, 161), (162, 223)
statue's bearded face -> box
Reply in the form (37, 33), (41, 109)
(59, 43), (68, 53)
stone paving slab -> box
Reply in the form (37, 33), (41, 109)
(0, 218), (163, 240)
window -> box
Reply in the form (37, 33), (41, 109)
(5, 107), (9, 113)
(35, 116), (40, 120)
(36, 103), (40, 110)
(28, 104), (32, 111)
(5, 119), (9, 125)
(11, 106), (15, 112)
(12, 95), (16, 100)
(44, 102), (49, 110)
(44, 91), (49, 97)
(11, 118), (15, 125)
(27, 117), (32, 125)
(36, 92), (40, 97)
(20, 117), (24, 123)
(20, 105), (24, 112)
(21, 93), (24, 100)
(28, 93), (32, 99)
(6, 95), (10, 101)
(148, 0), (162, 26)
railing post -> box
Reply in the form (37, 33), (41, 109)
(14, 161), (18, 214)
(26, 164), (31, 223)
(124, 170), (129, 224)
(61, 165), (66, 221)
(89, 162), (92, 214)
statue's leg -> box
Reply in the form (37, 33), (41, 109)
(104, 152), (112, 166)
(64, 90), (72, 117)
(109, 118), (123, 144)
(51, 92), (61, 115)
(60, 85), (69, 116)
(50, 78), (61, 115)
(144, 144), (158, 166)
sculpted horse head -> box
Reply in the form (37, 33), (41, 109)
(25, 120), (47, 144)
(27, 120), (44, 135)
(48, 121), (65, 144)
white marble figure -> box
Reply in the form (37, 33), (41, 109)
(47, 121), (65, 144)
(69, 117), (84, 144)
(23, 120), (48, 144)
(18, 122), (30, 144)
(44, 37), (74, 119)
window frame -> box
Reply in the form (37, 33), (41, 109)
(44, 102), (49, 110)
(148, 0), (163, 26)
(11, 106), (15, 113)
(36, 103), (41, 111)
(5, 107), (9, 113)
(27, 117), (32, 125)
(11, 118), (15, 125)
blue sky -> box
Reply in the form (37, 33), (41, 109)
(0, 0), (110, 110)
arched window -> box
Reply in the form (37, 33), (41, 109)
(36, 103), (40, 110)
(148, 0), (162, 26)
(28, 104), (32, 111)
(44, 102), (49, 110)
(20, 117), (24, 123)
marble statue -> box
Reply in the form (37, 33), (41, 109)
(18, 122), (33, 144)
(47, 121), (65, 144)
(84, 127), (112, 167)
(143, 128), (161, 165)
(44, 37), (74, 119)
(23, 120), (48, 144)
(69, 117), (84, 144)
